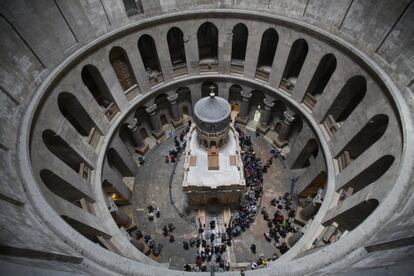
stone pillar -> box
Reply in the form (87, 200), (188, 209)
(257, 98), (275, 134)
(167, 93), (183, 127)
(287, 231), (302, 248)
(275, 111), (295, 147)
(127, 118), (149, 155)
(146, 104), (165, 139)
(236, 90), (252, 125)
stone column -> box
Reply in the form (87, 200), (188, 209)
(127, 118), (149, 155)
(275, 110), (295, 147)
(257, 98), (275, 134)
(236, 90), (252, 125)
(146, 104), (165, 139)
(167, 93), (183, 127)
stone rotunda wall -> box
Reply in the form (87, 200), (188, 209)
(0, 1), (413, 275)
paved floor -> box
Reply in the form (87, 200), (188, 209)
(128, 125), (302, 271)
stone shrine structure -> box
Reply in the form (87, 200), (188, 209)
(183, 91), (245, 205)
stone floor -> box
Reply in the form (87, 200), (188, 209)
(128, 124), (303, 271)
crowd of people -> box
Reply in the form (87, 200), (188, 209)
(134, 124), (299, 271)
(182, 218), (231, 272)
(228, 127), (269, 237)
(165, 122), (191, 163)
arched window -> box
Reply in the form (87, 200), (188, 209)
(58, 92), (101, 147)
(81, 65), (119, 120)
(229, 84), (242, 106)
(119, 123), (135, 154)
(177, 87), (192, 115)
(231, 23), (248, 74)
(167, 27), (187, 76)
(201, 81), (218, 98)
(336, 114), (388, 171)
(40, 169), (92, 205)
(255, 28), (278, 81)
(341, 155), (394, 194)
(250, 90), (265, 109)
(154, 94), (170, 121)
(326, 199), (379, 231)
(291, 138), (319, 169)
(197, 22), (218, 72)
(138, 34), (163, 84)
(280, 39), (309, 92)
(303, 54), (337, 109)
(109, 46), (137, 92)
(325, 76), (366, 127)
(42, 130), (92, 179)
(299, 171), (327, 198)
(107, 148), (134, 177)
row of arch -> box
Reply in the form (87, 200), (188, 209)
(83, 22), (339, 112)
(42, 80), (394, 246)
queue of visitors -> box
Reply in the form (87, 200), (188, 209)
(165, 124), (190, 163)
(134, 125), (299, 271)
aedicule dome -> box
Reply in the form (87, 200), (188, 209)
(194, 93), (231, 123)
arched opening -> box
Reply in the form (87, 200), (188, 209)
(119, 123), (135, 154)
(42, 130), (92, 180)
(231, 23), (248, 74)
(140, 128), (148, 139)
(336, 114), (388, 171)
(291, 138), (319, 169)
(197, 22), (218, 72)
(303, 54), (337, 110)
(323, 76), (367, 137)
(280, 39), (309, 93)
(326, 199), (379, 231)
(107, 148), (134, 177)
(201, 81), (218, 98)
(255, 28), (278, 81)
(167, 27), (187, 77)
(229, 85), (242, 112)
(341, 155), (394, 194)
(134, 106), (150, 138)
(138, 34), (163, 84)
(275, 122), (282, 133)
(288, 116), (303, 145)
(154, 94), (170, 123)
(176, 87), (192, 116)
(81, 65), (119, 120)
(182, 106), (189, 115)
(160, 114), (168, 126)
(40, 169), (92, 206)
(177, 87), (192, 116)
(109, 46), (137, 92)
(249, 90), (265, 123)
(58, 92), (101, 145)
(299, 171), (327, 198)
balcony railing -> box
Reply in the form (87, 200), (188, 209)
(172, 62), (187, 77)
(280, 78), (295, 93)
(104, 102), (119, 121)
(199, 58), (218, 73)
(303, 93), (317, 110)
(230, 59), (244, 75)
(125, 84), (140, 101)
(255, 65), (271, 81)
